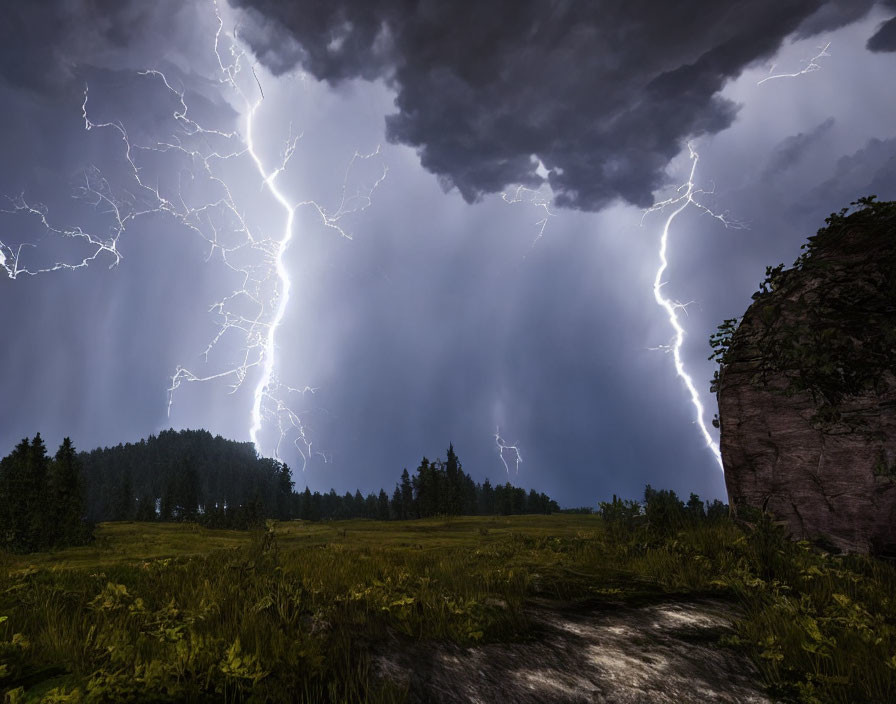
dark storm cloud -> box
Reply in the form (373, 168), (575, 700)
(808, 137), (896, 206)
(0, 0), (198, 94)
(867, 15), (896, 51)
(793, 0), (877, 37)
(762, 117), (836, 179)
(230, 0), (880, 211)
(0, 0), (229, 196)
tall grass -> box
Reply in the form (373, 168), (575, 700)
(1, 515), (894, 702)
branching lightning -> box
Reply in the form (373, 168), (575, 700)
(495, 426), (522, 476)
(0, 0), (387, 470)
(501, 184), (556, 251)
(642, 144), (745, 470)
(758, 41), (831, 85)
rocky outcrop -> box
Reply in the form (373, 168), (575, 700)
(716, 198), (896, 555)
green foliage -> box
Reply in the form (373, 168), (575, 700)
(708, 318), (741, 364)
(1, 509), (894, 703)
(752, 263), (787, 301)
(642, 485), (688, 535)
(708, 196), (896, 419)
(596, 494), (640, 542)
(717, 518), (896, 704)
(0, 615), (30, 685)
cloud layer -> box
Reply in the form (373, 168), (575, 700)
(231, 0), (882, 210)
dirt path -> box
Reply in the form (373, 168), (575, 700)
(377, 598), (769, 703)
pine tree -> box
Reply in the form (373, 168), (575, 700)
(276, 464), (294, 520)
(135, 495), (157, 521)
(179, 463), (200, 522)
(309, 491), (322, 522)
(480, 478), (495, 515)
(365, 492), (378, 519)
(377, 489), (390, 520)
(527, 489), (539, 515)
(400, 468), (414, 519)
(342, 492), (355, 519)
(512, 487), (525, 515)
(0, 438), (34, 551)
(462, 474), (477, 515)
(27, 434), (51, 548)
(112, 469), (134, 521)
(390, 485), (402, 520)
(49, 438), (88, 545)
(415, 457), (445, 517)
(160, 476), (176, 521)
(445, 444), (462, 515)
(300, 486), (312, 520)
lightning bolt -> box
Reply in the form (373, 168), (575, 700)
(0, 185), (123, 279)
(0, 0), (387, 471)
(495, 426), (522, 476)
(758, 41), (831, 85)
(501, 184), (557, 252)
(641, 143), (745, 470)
(240, 68), (298, 455)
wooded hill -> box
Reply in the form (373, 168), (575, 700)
(0, 428), (561, 551)
(77, 429), (559, 525)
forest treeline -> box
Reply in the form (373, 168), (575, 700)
(0, 435), (92, 553)
(79, 430), (560, 525)
(0, 429), (560, 550)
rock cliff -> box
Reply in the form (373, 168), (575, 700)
(715, 197), (896, 555)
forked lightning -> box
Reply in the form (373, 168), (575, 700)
(0, 0), (386, 470)
(642, 144), (745, 469)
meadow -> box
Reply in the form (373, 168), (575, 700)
(1, 514), (895, 703)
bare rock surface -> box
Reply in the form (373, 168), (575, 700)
(717, 200), (896, 555)
(376, 598), (768, 703)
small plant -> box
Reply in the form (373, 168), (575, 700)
(708, 317), (741, 393)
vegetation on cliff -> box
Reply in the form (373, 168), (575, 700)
(710, 195), (896, 428)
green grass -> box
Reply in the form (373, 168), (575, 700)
(1, 515), (894, 703)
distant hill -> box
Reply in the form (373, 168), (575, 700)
(77, 429), (561, 525)
(79, 428), (288, 522)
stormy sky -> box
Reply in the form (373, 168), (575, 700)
(1, 0), (895, 507)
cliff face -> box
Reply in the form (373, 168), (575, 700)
(716, 198), (896, 555)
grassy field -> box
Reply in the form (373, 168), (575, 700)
(2, 514), (895, 703)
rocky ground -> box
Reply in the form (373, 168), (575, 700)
(376, 597), (769, 703)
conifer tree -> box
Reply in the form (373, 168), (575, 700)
(49, 438), (88, 544)
(399, 468), (414, 519)
(0, 438), (35, 551)
(480, 478), (495, 515)
(445, 443), (462, 515)
(179, 463), (200, 522)
(112, 469), (134, 521)
(135, 495), (157, 521)
(390, 485), (402, 520)
(276, 464), (294, 520)
(27, 434), (51, 547)
(300, 486), (312, 520)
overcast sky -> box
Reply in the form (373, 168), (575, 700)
(1, 0), (895, 507)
